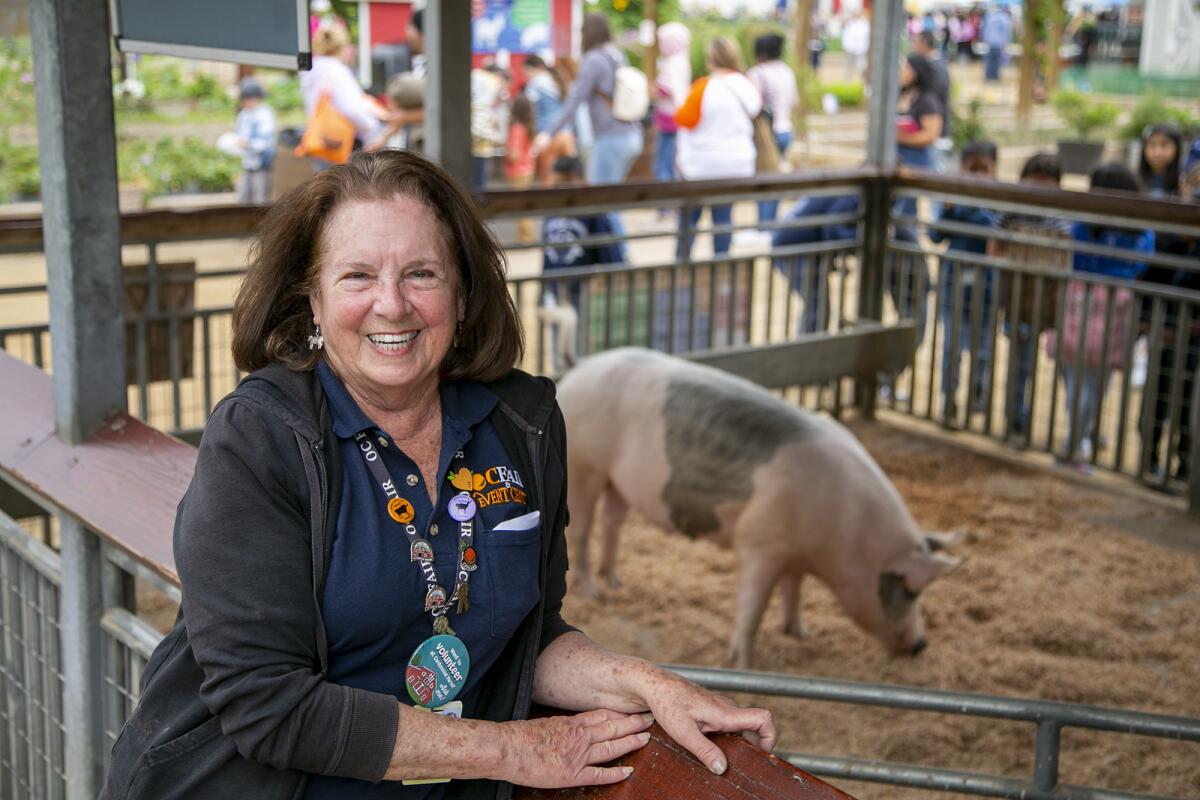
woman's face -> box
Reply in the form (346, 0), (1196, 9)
(900, 59), (915, 89)
(310, 196), (462, 407)
(1144, 133), (1178, 174)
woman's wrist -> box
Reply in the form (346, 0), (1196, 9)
(384, 704), (508, 782)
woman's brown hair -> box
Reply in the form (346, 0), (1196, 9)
(581, 13), (611, 53)
(708, 36), (744, 73)
(232, 150), (523, 382)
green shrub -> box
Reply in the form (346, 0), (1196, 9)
(268, 77), (304, 112)
(951, 98), (987, 151)
(0, 136), (41, 201)
(1118, 95), (1200, 142)
(0, 38), (36, 125)
(818, 80), (864, 108)
(1051, 88), (1119, 141)
(121, 136), (239, 198)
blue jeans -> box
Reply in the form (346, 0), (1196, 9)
(886, 253), (930, 347)
(1005, 322), (1037, 435)
(654, 130), (678, 182)
(757, 131), (793, 224)
(984, 46), (1004, 81)
(939, 263), (996, 410)
(677, 204), (734, 261)
(1060, 364), (1107, 459)
(589, 128), (644, 261)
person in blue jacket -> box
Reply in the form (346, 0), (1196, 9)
(929, 141), (999, 422)
(771, 193), (860, 334)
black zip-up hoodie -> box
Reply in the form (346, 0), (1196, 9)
(102, 363), (576, 800)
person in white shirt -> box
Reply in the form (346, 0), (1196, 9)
(674, 36), (761, 261)
(842, 12), (871, 80)
(747, 33), (799, 223)
(299, 25), (386, 166)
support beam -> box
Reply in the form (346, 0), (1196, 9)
(865, 0), (904, 170)
(425, 2), (473, 191)
(30, 0), (126, 445)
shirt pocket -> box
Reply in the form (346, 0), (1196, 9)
(484, 514), (542, 640)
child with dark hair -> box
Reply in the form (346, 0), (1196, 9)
(506, 94), (537, 241)
(930, 140), (998, 422)
(990, 152), (1074, 439)
(1046, 163), (1153, 466)
(540, 156), (624, 372)
(1139, 123), (1183, 197)
(1139, 160), (1200, 482)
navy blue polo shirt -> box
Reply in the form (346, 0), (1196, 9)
(304, 363), (542, 799)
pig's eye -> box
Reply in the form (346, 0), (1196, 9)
(879, 573), (918, 619)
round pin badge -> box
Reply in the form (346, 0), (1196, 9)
(388, 497), (415, 524)
(448, 492), (477, 522)
(406, 634), (470, 708)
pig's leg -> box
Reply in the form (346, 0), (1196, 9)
(597, 485), (629, 590)
(566, 468), (606, 599)
(728, 554), (786, 670)
(780, 573), (808, 637)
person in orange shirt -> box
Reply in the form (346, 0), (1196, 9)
(506, 95), (538, 242)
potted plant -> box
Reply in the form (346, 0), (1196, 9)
(1052, 88), (1119, 174)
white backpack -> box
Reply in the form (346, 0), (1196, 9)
(604, 46), (649, 122)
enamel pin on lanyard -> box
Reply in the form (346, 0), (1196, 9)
(353, 433), (476, 712)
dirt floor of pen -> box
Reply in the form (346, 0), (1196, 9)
(562, 419), (1200, 800)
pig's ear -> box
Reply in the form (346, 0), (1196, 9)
(886, 549), (962, 595)
(923, 529), (966, 552)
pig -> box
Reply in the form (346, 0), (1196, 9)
(557, 347), (962, 669)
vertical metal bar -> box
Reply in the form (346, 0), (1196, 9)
(707, 262), (719, 351)
(1045, 275), (1066, 455)
(816, 253), (830, 334)
(1004, 271), (1023, 441)
(1113, 294), (1138, 474)
(765, 255), (776, 340)
(168, 316), (182, 433)
(1163, 303), (1192, 490)
(57, 519), (105, 798)
(1092, 286), (1116, 468)
(135, 318), (150, 422)
(625, 272), (636, 348)
(687, 262), (698, 353)
(1139, 299), (1166, 481)
(30, 0), (125, 446)
(865, 0), (902, 170)
(603, 272), (614, 351)
(984, 266), (1003, 438)
(425, 3), (473, 189)
(785, 258), (797, 338)
(579, 279), (592, 357)
(911, 254), (926, 415)
(33, 332), (46, 370)
(1029, 275), (1047, 450)
(939, 259), (959, 425)
(1033, 720), (1061, 792)
(667, 267), (678, 354)
(965, 263), (985, 432)
(836, 252), (849, 332)
(201, 313), (213, 420)
(1067, 281), (1093, 461)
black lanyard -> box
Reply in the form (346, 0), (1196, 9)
(353, 431), (476, 636)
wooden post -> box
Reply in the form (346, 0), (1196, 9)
(793, 0), (814, 142)
(1016, 0), (1038, 123)
(643, 0), (658, 88)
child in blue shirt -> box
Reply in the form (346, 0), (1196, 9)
(235, 79), (276, 205)
(929, 141), (999, 422)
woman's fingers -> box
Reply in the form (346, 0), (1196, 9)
(585, 731), (652, 765)
(578, 764), (635, 785)
(663, 716), (729, 775)
(585, 710), (653, 744)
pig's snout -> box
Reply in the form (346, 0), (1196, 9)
(909, 638), (928, 657)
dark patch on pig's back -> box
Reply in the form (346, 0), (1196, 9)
(661, 376), (816, 536)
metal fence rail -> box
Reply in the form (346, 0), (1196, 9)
(671, 665), (1200, 800)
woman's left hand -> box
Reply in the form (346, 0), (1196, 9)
(632, 666), (777, 775)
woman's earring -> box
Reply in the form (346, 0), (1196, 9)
(307, 323), (324, 351)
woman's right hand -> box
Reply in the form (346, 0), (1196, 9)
(498, 709), (653, 788)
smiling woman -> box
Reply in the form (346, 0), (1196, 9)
(101, 151), (775, 800)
